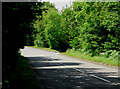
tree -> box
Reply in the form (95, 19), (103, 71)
(2, 2), (43, 88)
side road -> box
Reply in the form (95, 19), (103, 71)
(20, 47), (120, 89)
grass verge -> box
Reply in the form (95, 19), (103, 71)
(26, 46), (118, 66)
(63, 50), (118, 66)
(7, 54), (40, 89)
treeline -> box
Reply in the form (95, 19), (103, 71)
(33, 2), (120, 59)
(2, 2), (44, 88)
(2, 2), (120, 88)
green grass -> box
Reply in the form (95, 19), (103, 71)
(63, 50), (118, 66)
(26, 46), (118, 66)
(8, 55), (40, 89)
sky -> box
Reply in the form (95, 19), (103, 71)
(40, 0), (75, 11)
(39, 0), (119, 11)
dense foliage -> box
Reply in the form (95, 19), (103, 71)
(2, 2), (44, 88)
(33, 2), (120, 58)
(2, 1), (120, 88)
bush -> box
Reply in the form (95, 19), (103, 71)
(100, 50), (119, 60)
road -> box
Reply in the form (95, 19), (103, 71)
(20, 47), (120, 89)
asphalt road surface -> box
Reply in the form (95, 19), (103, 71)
(20, 47), (120, 89)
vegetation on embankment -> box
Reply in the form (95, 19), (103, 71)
(3, 53), (40, 89)
(3, 2), (45, 88)
(64, 49), (118, 66)
(3, 2), (119, 88)
(31, 2), (119, 67)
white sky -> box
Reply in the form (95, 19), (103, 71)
(40, 0), (75, 11)
(40, 0), (119, 11)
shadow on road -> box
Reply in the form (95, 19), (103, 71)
(26, 56), (120, 89)
(27, 56), (62, 61)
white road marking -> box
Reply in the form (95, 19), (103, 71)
(74, 68), (85, 73)
(21, 47), (119, 85)
(53, 61), (112, 83)
(74, 68), (111, 83)
(30, 56), (112, 83)
(90, 75), (111, 82)
(55, 52), (59, 54)
(60, 62), (111, 83)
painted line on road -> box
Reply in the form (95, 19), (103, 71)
(55, 52), (59, 54)
(74, 68), (85, 73)
(59, 62), (111, 83)
(90, 75), (111, 83)
(27, 51), (112, 83)
(74, 68), (111, 83)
